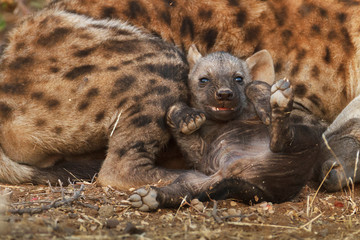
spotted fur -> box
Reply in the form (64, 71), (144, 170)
(51, 0), (360, 124)
(0, 9), (190, 189)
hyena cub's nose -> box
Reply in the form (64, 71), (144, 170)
(216, 88), (234, 100)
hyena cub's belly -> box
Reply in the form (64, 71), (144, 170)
(0, 9), (188, 166)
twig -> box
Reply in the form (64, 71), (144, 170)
(110, 110), (122, 137)
(9, 185), (85, 215)
(322, 134), (351, 192)
(352, 150), (359, 199)
(212, 201), (223, 223)
(221, 213), (256, 220)
(80, 213), (103, 227)
(175, 196), (190, 218)
(228, 221), (300, 230)
(12, 200), (52, 206)
(309, 159), (336, 215)
(59, 179), (65, 201)
(47, 180), (71, 194)
(77, 201), (99, 210)
(299, 213), (323, 232)
(91, 173), (98, 184)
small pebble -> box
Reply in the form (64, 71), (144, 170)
(191, 199), (204, 212)
(124, 222), (144, 235)
(105, 219), (120, 229)
(227, 208), (238, 216)
(98, 205), (114, 218)
(68, 213), (78, 219)
(230, 201), (237, 207)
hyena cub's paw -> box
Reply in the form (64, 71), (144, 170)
(179, 111), (206, 135)
(270, 78), (294, 114)
(128, 187), (159, 212)
(167, 104), (206, 135)
(246, 81), (271, 125)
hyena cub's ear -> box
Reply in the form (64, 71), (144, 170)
(245, 50), (275, 85)
(187, 44), (203, 69)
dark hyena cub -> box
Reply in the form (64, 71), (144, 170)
(130, 47), (325, 211)
(165, 45), (274, 171)
(0, 9), (192, 189)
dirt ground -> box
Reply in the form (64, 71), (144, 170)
(1, 182), (360, 239)
(2, 1), (360, 239)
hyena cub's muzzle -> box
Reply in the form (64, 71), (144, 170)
(215, 87), (234, 101)
(206, 85), (246, 122)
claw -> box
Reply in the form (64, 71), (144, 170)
(279, 79), (290, 90)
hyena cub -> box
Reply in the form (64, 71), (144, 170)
(130, 47), (324, 211)
(0, 9), (191, 189)
(166, 45), (274, 171)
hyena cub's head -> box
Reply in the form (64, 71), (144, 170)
(187, 45), (275, 122)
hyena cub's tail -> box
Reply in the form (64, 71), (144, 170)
(0, 148), (103, 185)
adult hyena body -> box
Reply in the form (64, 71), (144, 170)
(52, 0), (360, 123)
(51, 0), (360, 191)
(0, 9), (189, 189)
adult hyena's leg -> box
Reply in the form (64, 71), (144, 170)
(97, 123), (189, 190)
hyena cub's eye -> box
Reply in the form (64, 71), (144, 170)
(199, 77), (210, 83)
(234, 76), (244, 84)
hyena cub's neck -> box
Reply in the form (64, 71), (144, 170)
(186, 45), (274, 129)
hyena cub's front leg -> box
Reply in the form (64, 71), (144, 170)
(166, 102), (206, 135)
(269, 78), (294, 152)
(166, 102), (207, 167)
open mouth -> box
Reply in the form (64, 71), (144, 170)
(205, 105), (239, 121)
(209, 106), (235, 111)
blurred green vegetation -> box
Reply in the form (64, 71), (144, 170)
(0, 15), (6, 31)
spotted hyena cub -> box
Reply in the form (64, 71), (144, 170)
(0, 9), (191, 189)
(166, 45), (274, 170)
(130, 48), (324, 211)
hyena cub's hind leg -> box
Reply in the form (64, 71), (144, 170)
(269, 78), (294, 152)
(129, 171), (215, 211)
(269, 78), (325, 153)
(129, 105), (210, 211)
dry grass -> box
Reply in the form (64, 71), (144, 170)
(0, 180), (359, 239)
(2, 1), (360, 239)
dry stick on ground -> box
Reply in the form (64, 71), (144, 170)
(322, 134), (351, 192)
(212, 201), (223, 223)
(9, 184), (85, 215)
(77, 201), (99, 210)
(221, 213), (256, 221)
